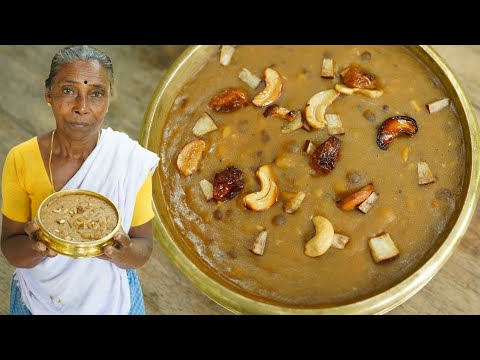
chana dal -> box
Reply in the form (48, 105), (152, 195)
(40, 194), (118, 242)
(160, 45), (465, 307)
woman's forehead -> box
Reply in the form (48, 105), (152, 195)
(55, 60), (109, 87)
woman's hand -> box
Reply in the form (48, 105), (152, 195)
(25, 221), (58, 258)
(97, 221), (153, 269)
(99, 229), (132, 264)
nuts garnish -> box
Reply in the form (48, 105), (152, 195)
(304, 216), (334, 257)
(176, 139), (206, 176)
(417, 161), (436, 185)
(321, 58), (334, 79)
(199, 179), (214, 201)
(238, 68), (261, 89)
(334, 83), (384, 98)
(213, 167), (245, 202)
(325, 114), (345, 135)
(252, 68), (283, 107)
(336, 183), (374, 212)
(357, 191), (379, 214)
(192, 113), (218, 137)
(53, 209), (61, 213)
(376, 116), (418, 150)
(341, 65), (377, 89)
(219, 45), (235, 66)
(303, 140), (316, 154)
(281, 111), (303, 134)
(311, 136), (340, 174)
(251, 231), (268, 255)
(263, 105), (296, 121)
(283, 191), (305, 214)
(305, 89), (340, 129)
(331, 233), (350, 249)
(209, 88), (249, 112)
(426, 98), (450, 113)
(243, 165), (278, 211)
(368, 233), (400, 263)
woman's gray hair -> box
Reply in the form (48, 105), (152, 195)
(45, 45), (114, 96)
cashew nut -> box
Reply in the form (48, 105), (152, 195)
(335, 83), (383, 98)
(305, 89), (340, 129)
(283, 191), (305, 214)
(176, 139), (206, 176)
(304, 216), (334, 257)
(243, 165), (278, 211)
(252, 68), (283, 107)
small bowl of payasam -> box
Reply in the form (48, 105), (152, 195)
(35, 189), (122, 258)
(140, 45), (480, 314)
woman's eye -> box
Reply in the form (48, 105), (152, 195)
(91, 91), (104, 98)
(63, 88), (74, 95)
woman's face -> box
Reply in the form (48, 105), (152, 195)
(45, 60), (110, 140)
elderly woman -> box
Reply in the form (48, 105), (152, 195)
(1, 45), (159, 315)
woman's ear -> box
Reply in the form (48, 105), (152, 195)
(45, 90), (52, 107)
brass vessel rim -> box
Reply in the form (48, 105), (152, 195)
(35, 189), (122, 247)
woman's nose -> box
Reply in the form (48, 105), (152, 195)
(73, 94), (89, 115)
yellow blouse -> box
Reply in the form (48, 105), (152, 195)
(1, 137), (154, 227)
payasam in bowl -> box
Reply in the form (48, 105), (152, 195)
(140, 45), (479, 314)
(36, 189), (121, 258)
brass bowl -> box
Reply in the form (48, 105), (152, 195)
(140, 45), (480, 314)
(35, 189), (122, 258)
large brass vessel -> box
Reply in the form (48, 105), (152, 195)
(140, 45), (479, 314)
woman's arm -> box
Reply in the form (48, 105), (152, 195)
(1, 215), (57, 268)
(99, 220), (153, 269)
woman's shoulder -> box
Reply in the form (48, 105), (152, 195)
(7, 136), (39, 158)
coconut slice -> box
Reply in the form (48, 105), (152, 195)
(418, 161), (436, 185)
(283, 191), (305, 214)
(325, 114), (345, 135)
(303, 140), (316, 154)
(426, 98), (450, 113)
(192, 113), (218, 137)
(357, 191), (379, 214)
(199, 179), (213, 201)
(219, 45), (235, 66)
(331, 233), (350, 249)
(251, 231), (267, 255)
(238, 68), (261, 89)
(321, 58), (334, 79)
(368, 233), (400, 263)
(281, 111), (303, 134)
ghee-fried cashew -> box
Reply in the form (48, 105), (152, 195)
(304, 215), (334, 257)
(243, 165), (278, 211)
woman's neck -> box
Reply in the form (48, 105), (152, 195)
(53, 130), (100, 161)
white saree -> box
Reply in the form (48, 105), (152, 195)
(14, 127), (160, 315)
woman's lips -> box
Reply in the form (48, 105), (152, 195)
(69, 122), (89, 128)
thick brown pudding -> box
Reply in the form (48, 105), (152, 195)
(159, 45), (465, 307)
(39, 193), (118, 242)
